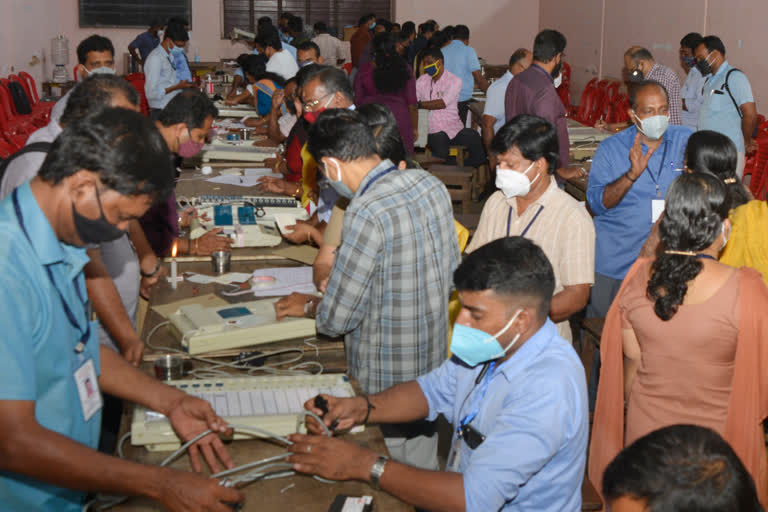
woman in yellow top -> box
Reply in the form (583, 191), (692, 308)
(641, 130), (768, 286)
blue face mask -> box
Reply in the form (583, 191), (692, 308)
(370, 22), (376, 29)
(170, 44), (185, 56)
(325, 159), (355, 199)
(450, 310), (522, 367)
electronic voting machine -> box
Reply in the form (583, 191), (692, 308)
(167, 298), (316, 355)
(188, 195), (308, 248)
(131, 374), (358, 451)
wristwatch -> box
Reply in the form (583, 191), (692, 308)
(369, 455), (389, 489)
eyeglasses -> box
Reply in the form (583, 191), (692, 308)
(303, 92), (333, 112)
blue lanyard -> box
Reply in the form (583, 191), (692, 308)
(646, 139), (669, 198)
(507, 205), (544, 237)
(458, 361), (497, 431)
(359, 165), (397, 196)
(12, 189), (91, 353)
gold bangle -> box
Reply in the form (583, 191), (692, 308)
(194, 238), (199, 255)
(295, 184), (302, 198)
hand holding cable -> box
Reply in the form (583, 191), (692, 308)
(303, 394), (372, 435)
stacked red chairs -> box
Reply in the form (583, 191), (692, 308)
(0, 78), (46, 129)
(8, 74), (49, 126)
(125, 73), (150, 116)
(572, 78), (599, 125)
(17, 71), (54, 118)
(0, 81), (36, 149)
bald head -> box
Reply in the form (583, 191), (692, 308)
(509, 48), (533, 75)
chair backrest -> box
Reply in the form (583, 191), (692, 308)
(0, 82), (18, 122)
(10, 73), (35, 107)
(573, 78), (599, 125)
(0, 137), (15, 159)
(125, 74), (150, 116)
(18, 72), (40, 104)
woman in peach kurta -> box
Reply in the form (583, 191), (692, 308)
(589, 172), (768, 507)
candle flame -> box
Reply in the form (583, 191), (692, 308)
(171, 242), (178, 258)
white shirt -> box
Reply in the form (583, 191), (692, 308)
(680, 66), (707, 131)
(312, 33), (347, 66)
(144, 44), (181, 109)
(266, 50), (299, 80)
(483, 70), (514, 134)
(49, 89), (71, 124)
(278, 113), (297, 138)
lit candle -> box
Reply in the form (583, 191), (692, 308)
(170, 242), (178, 290)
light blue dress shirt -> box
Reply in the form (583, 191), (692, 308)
(0, 183), (101, 511)
(418, 319), (588, 511)
(698, 61), (754, 152)
(483, 70), (514, 134)
(587, 125), (692, 279)
(283, 42), (298, 61)
(441, 40), (481, 102)
(680, 66), (706, 131)
(144, 44), (181, 109)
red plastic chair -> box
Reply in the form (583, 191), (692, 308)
(572, 78), (599, 125)
(341, 63), (353, 76)
(0, 82), (37, 138)
(9, 74), (49, 125)
(125, 73), (150, 116)
(0, 136), (16, 158)
(1, 77), (46, 128)
(17, 71), (54, 114)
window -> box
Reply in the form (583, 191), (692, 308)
(79, 0), (192, 28)
(222, 0), (391, 38)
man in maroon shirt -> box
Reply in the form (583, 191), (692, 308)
(351, 14), (376, 69)
(505, 30), (583, 181)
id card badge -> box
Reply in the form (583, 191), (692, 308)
(74, 359), (103, 422)
(651, 199), (665, 223)
(446, 437), (462, 472)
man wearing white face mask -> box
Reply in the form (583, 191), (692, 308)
(285, 237), (588, 512)
(275, 109), (459, 473)
(50, 35), (117, 124)
(586, 81), (691, 408)
(467, 115), (594, 342)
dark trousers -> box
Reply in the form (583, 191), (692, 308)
(586, 272), (624, 411)
(428, 129), (486, 168)
(458, 100), (472, 126)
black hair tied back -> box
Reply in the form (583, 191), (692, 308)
(646, 172), (728, 320)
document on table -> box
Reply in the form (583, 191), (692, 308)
(250, 266), (317, 297)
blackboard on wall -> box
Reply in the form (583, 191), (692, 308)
(79, 0), (192, 28)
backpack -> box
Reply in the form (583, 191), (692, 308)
(0, 142), (52, 184)
(7, 81), (32, 115)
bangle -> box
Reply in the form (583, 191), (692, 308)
(194, 238), (199, 255)
(304, 297), (317, 318)
(295, 184), (302, 198)
(140, 261), (161, 278)
(625, 171), (637, 183)
(361, 394), (375, 425)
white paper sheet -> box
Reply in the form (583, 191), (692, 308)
(243, 168), (277, 177)
(249, 266), (316, 297)
(205, 175), (263, 187)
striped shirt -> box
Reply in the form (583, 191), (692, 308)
(466, 177), (595, 341)
(416, 70), (464, 139)
(316, 160), (461, 394)
(646, 63), (682, 126)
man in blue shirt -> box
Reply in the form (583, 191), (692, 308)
(287, 236), (588, 512)
(0, 108), (242, 511)
(587, 81), (691, 317)
(144, 21), (194, 118)
(128, 20), (162, 67)
(695, 35), (758, 179)
(679, 32), (706, 131)
(442, 25), (490, 125)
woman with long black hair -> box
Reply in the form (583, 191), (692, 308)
(354, 33), (418, 153)
(590, 171), (768, 505)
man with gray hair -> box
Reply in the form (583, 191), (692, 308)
(624, 46), (682, 125)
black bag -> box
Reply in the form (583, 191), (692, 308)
(7, 81), (32, 115)
(0, 142), (52, 183)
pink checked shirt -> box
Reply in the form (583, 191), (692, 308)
(416, 70), (464, 139)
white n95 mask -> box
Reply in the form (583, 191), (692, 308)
(633, 111), (669, 140)
(553, 72), (563, 89)
(495, 162), (540, 198)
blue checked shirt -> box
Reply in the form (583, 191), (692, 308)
(316, 160), (461, 394)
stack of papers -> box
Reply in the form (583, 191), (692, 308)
(185, 272), (253, 285)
